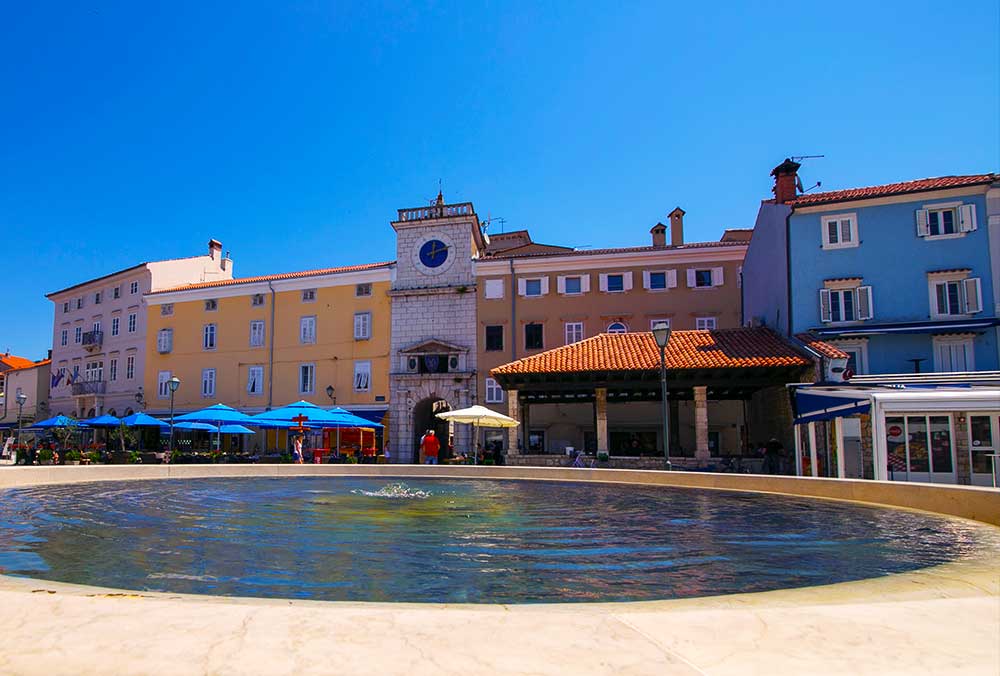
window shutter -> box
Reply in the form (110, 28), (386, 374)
(963, 277), (982, 313)
(580, 274), (591, 293)
(599, 274), (608, 292)
(623, 272), (633, 291)
(856, 286), (873, 320)
(667, 270), (678, 288)
(686, 269), (697, 288)
(540, 276), (549, 295)
(958, 204), (978, 232)
(840, 219), (852, 243)
(915, 209), (930, 237)
(712, 267), (724, 286)
(517, 278), (526, 296)
(557, 276), (566, 294)
(642, 270), (650, 289)
(819, 289), (832, 322)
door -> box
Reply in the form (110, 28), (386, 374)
(884, 414), (957, 483)
(968, 414), (1000, 487)
(841, 418), (864, 479)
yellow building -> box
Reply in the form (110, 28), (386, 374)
(143, 263), (394, 427)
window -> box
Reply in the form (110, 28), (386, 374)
(299, 363), (315, 394)
(249, 320), (266, 347)
(606, 274), (624, 292)
(113, 286), (121, 299)
(126, 355), (135, 380)
(60, 330), (68, 347)
(63, 302), (69, 313)
(94, 291), (102, 304)
(649, 318), (671, 330)
(564, 276), (583, 295)
(354, 312), (371, 340)
(485, 377), (504, 404)
(933, 336), (975, 372)
(564, 322), (583, 344)
(130, 281), (139, 295)
(74, 326), (83, 344)
(528, 430), (545, 452)
(557, 274), (590, 295)
(127, 313), (137, 333)
(607, 321), (628, 334)
(302, 289), (316, 302)
(916, 204), (977, 238)
(353, 361), (371, 392)
(686, 268), (724, 288)
(300, 316), (316, 344)
(251, 294), (265, 307)
(485, 325), (504, 351)
(484, 279), (504, 299)
(161, 304), (173, 316)
(648, 271), (667, 290)
(821, 214), (858, 249)
(203, 323), (217, 350)
(355, 283), (372, 297)
(205, 299), (218, 311)
(201, 369), (216, 397)
(84, 360), (103, 382)
(76, 297), (83, 309)
(694, 270), (713, 287)
(931, 277), (982, 317)
(831, 339), (869, 375)
(820, 286), (873, 323)
(525, 323), (544, 350)
(695, 317), (717, 330)
(247, 366), (264, 395)
(92, 321), (101, 334)
(111, 316), (120, 337)
(109, 358), (118, 382)
(157, 371), (172, 399)
(599, 272), (633, 292)
(157, 328), (173, 353)
(525, 279), (542, 297)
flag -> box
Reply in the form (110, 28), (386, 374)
(51, 370), (64, 388)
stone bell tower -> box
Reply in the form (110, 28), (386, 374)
(388, 193), (486, 462)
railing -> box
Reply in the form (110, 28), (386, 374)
(72, 380), (106, 396)
(82, 330), (103, 350)
(397, 202), (474, 222)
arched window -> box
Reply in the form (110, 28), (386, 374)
(607, 322), (628, 334)
(71, 410), (78, 418)
(87, 408), (96, 418)
(124, 408), (134, 417)
(108, 409), (117, 417)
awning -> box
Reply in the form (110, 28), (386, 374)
(810, 317), (1000, 336)
(792, 389), (871, 425)
(344, 408), (388, 426)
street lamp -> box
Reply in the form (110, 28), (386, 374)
(134, 388), (145, 408)
(326, 385), (336, 404)
(651, 322), (672, 470)
(167, 377), (181, 460)
(15, 392), (27, 459)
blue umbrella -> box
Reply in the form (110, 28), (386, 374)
(33, 415), (84, 428)
(252, 401), (355, 428)
(173, 422), (217, 431)
(219, 424), (255, 435)
(329, 407), (384, 429)
(121, 412), (170, 428)
(82, 414), (121, 428)
(174, 404), (256, 425)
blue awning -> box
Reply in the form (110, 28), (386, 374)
(810, 317), (1000, 337)
(792, 389), (871, 425)
(343, 408), (388, 426)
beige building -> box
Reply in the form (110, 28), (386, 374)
(45, 241), (233, 419)
(0, 358), (51, 434)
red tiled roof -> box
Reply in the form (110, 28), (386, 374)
(492, 328), (812, 376)
(150, 261), (395, 295)
(485, 240), (747, 260)
(794, 333), (850, 360)
(786, 174), (996, 207)
(5, 358), (51, 372)
(0, 354), (35, 370)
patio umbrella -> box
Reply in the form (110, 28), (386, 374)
(121, 412), (170, 428)
(173, 404), (257, 425)
(32, 415), (84, 429)
(219, 424), (255, 435)
(436, 405), (519, 465)
(173, 422), (217, 431)
(252, 401), (356, 428)
(81, 414), (121, 427)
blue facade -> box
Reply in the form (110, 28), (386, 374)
(787, 192), (998, 374)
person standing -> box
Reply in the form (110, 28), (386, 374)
(420, 429), (440, 465)
(293, 435), (304, 464)
(763, 438), (783, 475)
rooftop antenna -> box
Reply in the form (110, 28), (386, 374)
(791, 154), (825, 194)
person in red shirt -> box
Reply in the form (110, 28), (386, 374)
(420, 429), (440, 465)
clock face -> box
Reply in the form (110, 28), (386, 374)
(418, 239), (449, 269)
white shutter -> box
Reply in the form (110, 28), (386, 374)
(667, 270), (678, 288)
(580, 274), (591, 293)
(686, 269), (697, 288)
(958, 204), (978, 232)
(856, 286), (873, 320)
(517, 278), (526, 296)
(840, 219), (852, 243)
(540, 276), (549, 295)
(599, 274), (608, 292)
(557, 276), (566, 294)
(916, 209), (930, 236)
(819, 289), (833, 323)
(963, 277), (982, 313)
(623, 271), (633, 291)
(712, 267), (724, 286)
(642, 270), (650, 289)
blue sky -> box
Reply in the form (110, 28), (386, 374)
(2, 1), (997, 359)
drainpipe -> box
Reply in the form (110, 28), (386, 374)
(509, 258), (517, 361)
(784, 210), (794, 335)
(267, 281), (276, 410)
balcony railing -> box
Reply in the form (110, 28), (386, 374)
(82, 330), (103, 351)
(397, 202), (474, 222)
(72, 380), (106, 396)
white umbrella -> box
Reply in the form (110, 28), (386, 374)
(435, 405), (519, 465)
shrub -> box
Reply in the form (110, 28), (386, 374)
(596, 451), (610, 463)
(37, 448), (54, 464)
(127, 450), (143, 464)
(65, 449), (82, 462)
(86, 451), (101, 464)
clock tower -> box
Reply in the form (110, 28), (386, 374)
(388, 193), (486, 463)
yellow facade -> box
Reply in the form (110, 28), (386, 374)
(143, 267), (392, 415)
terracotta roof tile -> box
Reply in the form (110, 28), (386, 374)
(787, 174), (996, 207)
(0, 354), (36, 370)
(5, 358), (51, 372)
(485, 240), (747, 260)
(150, 261), (395, 295)
(794, 333), (850, 360)
(492, 328), (812, 376)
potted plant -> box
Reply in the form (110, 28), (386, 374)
(86, 450), (101, 465)
(65, 449), (82, 465)
(596, 451), (610, 463)
(37, 448), (54, 465)
(127, 450), (143, 464)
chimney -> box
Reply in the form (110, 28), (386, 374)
(668, 207), (685, 246)
(208, 239), (223, 260)
(771, 158), (802, 204)
(650, 222), (667, 247)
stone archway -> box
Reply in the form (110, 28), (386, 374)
(412, 397), (452, 463)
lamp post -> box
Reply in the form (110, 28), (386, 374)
(651, 322), (672, 470)
(167, 377), (181, 460)
(326, 385), (336, 404)
(134, 388), (145, 409)
(15, 392), (27, 459)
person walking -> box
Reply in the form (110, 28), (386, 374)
(420, 429), (440, 465)
(292, 435), (304, 464)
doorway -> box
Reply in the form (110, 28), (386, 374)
(968, 413), (1000, 487)
(412, 397), (451, 463)
(885, 414), (956, 483)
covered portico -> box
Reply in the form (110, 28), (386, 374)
(491, 328), (819, 468)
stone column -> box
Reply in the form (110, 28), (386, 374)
(595, 387), (609, 455)
(521, 401), (531, 453)
(506, 390), (520, 455)
(693, 386), (710, 466)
